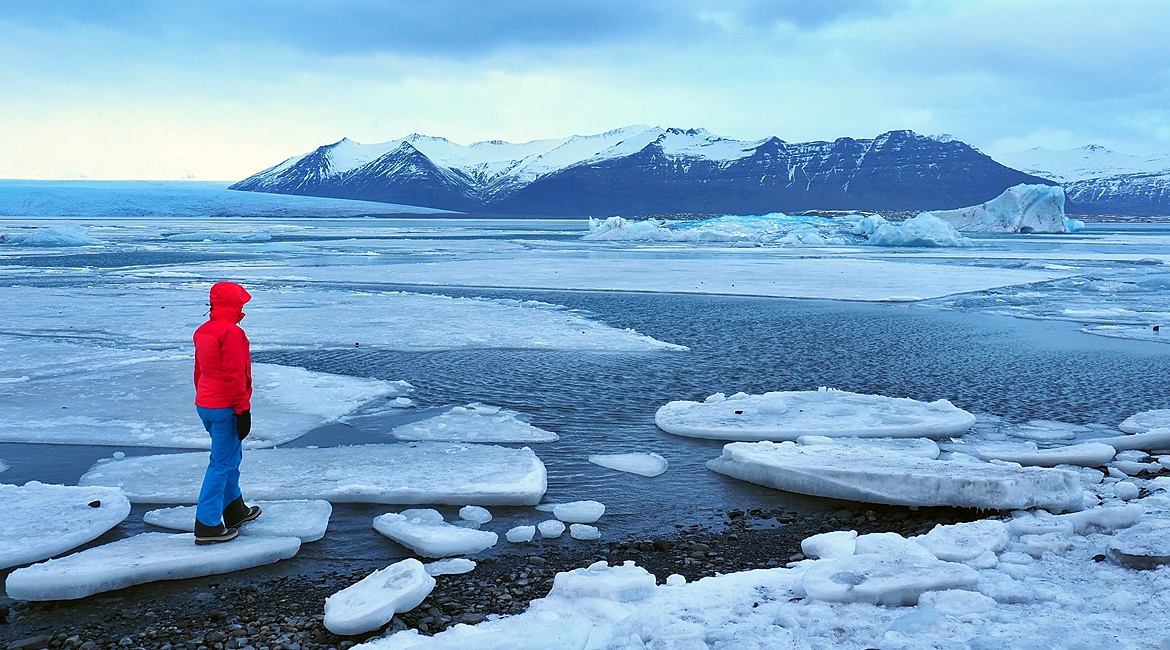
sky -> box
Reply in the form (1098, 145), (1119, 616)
(2, 0), (1168, 180)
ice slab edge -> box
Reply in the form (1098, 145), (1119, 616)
(6, 533), (301, 601)
(0, 484), (132, 570)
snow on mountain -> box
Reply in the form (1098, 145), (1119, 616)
(995, 146), (1170, 215)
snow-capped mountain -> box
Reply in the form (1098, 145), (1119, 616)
(231, 126), (1051, 215)
(997, 145), (1170, 215)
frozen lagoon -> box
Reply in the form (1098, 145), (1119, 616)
(2, 212), (1170, 644)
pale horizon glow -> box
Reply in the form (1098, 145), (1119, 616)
(2, 1), (1167, 181)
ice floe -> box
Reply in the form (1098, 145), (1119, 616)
(655, 389), (975, 440)
(706, 440), (1085, 511)
(970, 441), (1117, 467)
(79, 443), (547, 506)
(324, 559), (435, 635)
(1, 224), (100, 247)
(0, 483), (131, 570)
(424, 558), (475, 576)
(569, 524), (600, 540)
(5, 533), (300, 601)
(143, 500), (332, 542)
(930, 184), (1078, 234)
(1091, 429), (1170, 452)
(553, 500), (605, 524)
(801, 530), (857, 560)
(1107, 520), (1170, 569)
(373, 510), (498, 558)
(458, 505), (492, 524)
(505, 525), (536, 543)
(1120, 409), (1170, 433)
(587, 452), (668, 477)
(550, 560), (656, 602)
(391, 404), (558, 443)
(537, 520), (565, 539)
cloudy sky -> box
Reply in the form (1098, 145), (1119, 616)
(2, 0), (1167, 180)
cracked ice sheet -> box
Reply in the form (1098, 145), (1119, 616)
(78, 443), (547, 506)
(0, 285), (683, 352)
(0, 336), (405, 448)
(196, 255), (1074, 302)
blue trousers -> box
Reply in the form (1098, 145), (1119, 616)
(195, 406), (243, 527)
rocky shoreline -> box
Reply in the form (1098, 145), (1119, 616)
(2, 504), (984, 650)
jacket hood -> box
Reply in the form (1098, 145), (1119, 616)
(209, 282), (251, 323)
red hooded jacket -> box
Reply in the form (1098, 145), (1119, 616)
(193, 282), (253, 413)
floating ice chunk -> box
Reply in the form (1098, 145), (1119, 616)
(930, 184), (1071, 234)
(587, 453), (668, 477)
(800, 530), (857, 559)
(1092, 429), (1170, 452)
(392, 404), (558, 443)
(424, 558), (476, 576)
(0, 458), (7, 474)
(796, 435), (941, 459)
(802, 553), (980, 606)
(142, 500), (332, 542)
(398, 508), (445, 524)
(506, 526), (536, 543)
(79, 443), (547, 506)
(1110, 459), (1161, 475)
(5, 532), (300, 601)
(1113, 482), (1140, 501)
(538, 520), (566, 539)
(2, 224), (100, 247)
(1120, 410), (1170, 434)
(569, 524), (600, 540)
(164, 231), (272, 242)
(324, 559), (435, 635)
(918, 589), (997, 616)
(917, 520), (1009, 562)
(549, 560), (655, 602)
(1003, 420), (1087, 441)
(373, 512), (498, 558)
(0, 483), (131, 570)
(867, 213), (971, 248)
(973, 442), (1116, 467)
(458, 505), (492, 524)
(854, 532), (935, 559)
(706, 441), (1084, 511)
(553, 501), (605, 523)
(1107, 520), (1170, 569)
(656, 389), (975, 441)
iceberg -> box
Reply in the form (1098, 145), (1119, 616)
(864, 213), (971, 248)
(79, 443), (548, 506)
(5, 532), (300, 601)
(143, 500), (333, 542)
(655, 389), (975, 441)
(587, 452), (668, 477)
(391, 403), (559, 443)
(706, 441), (1084, 511)
(929, 184), (1077, 234)
(324, 559), (435, 635)
(569, 524), (601, 540)
(0, 483), (131, 570)
(1, 224), (100, 247)
(373, 511), (498, 558)
(506, 525), (536, 543)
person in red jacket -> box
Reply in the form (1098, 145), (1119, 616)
(192, 282), (262, 544)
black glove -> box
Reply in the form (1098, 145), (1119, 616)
(236, 409), (251, 441)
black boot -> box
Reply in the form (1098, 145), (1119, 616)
(223, 496), (262, 528)
(194, 520), (238, 545)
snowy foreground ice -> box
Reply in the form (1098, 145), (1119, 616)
(5, 533), (301, 601)
(655, 389), (976, 441)
(143, 500), (333, 542)
(79, 443), (547, 506)
(391, 403), (559, 443)
(0, 483), (130, 570)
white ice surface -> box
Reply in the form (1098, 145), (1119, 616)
(0, 483), (131, 570)
(972, 441), (1117, 467)
(1091, 429), (1170, 452)
(505, 526), (536, 543)
(324, 559), (435, 635)
(586, 453), (667, 477)
(656, 389), (975, 440)
(79, 443), (547, 506)
(424, 558), (475, 576)
(917, 520), (1009, 562)
(801, 530), (857, 560)
(802, 553), (980, 606)
(930, 184), (1074, 234)
(865, 213), (971, 248)
(1107, 520), (1170, 568)
(795, 435), (941, 459)
(569, 524), (600, 540)
(458, 506), (492, 524)
(0, 336), (406, 448)
(391, 404), (558, 443)
(537, 520), (565, 539)
(553, 501), (605, 524)
(707, 441), (1085, 511)
(1120, 410), (1170, 434)
(5, 532), (300, 601)
(373, 511), (498, 558)
(142, 500), (333, 542)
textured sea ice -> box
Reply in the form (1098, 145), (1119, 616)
(972, 441), (1117, 467)
(5, 532), (300, 601)
(373, 512), (498, 558)
(1120, 410), (1170, 434)
(391, 403), (558, 443)
(79, 443), (547, 506)
(358, 612), (593, 650)
(143, 500), (332, 542)
(569, 524), (600, 540)
(802, 553), (980, 606)
(1107, 520), (1170, 569)
(538, 520), (566, 539)
(553, 501), (605, 523)
(917, 520), (1010, 562)
(324, 559), (435, 635)
(0, 483), (131, 570)
(587, 452), (668, 477)
(656, 389), (975, 441)
(796, 435), (941, 459)
(706, 441), (1084, 511)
